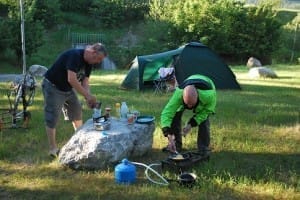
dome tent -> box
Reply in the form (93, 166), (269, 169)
(121, 42), (241, 90)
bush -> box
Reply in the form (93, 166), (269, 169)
(241, 4), (282, 63)
(89, 0), (149, 28)
(273, 12), (300, 63)
(59, 0), (93, 13)
(107, 20), (173, 68)
(0, 1), (9, 17)
(0, 19), (12, 58)
(29, 0), (61, 29)
(149, 0), (283, 63)
(8, 18), (44, 65)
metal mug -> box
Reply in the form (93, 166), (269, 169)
(131, 110), (140, 121)
(127, 113), (135, 124)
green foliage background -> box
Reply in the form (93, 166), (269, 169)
(0, 0), (299, 68)
(89, 0), (149, 28)
(149, 0), (283, 63)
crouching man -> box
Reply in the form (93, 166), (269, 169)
(160, 74), (217, 157)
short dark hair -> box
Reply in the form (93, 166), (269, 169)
(91, 43), (107, 56)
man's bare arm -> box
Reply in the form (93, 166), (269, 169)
(67, 70), (96, 107)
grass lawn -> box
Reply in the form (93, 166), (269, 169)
(0, 64), (299, 199)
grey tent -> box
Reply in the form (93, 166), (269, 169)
(121, 42), (241, 90)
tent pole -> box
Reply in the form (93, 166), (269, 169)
(19, 0), (26, 74)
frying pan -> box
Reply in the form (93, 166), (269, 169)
(168, 153), (191, 162)
(162, 151), (210, 173)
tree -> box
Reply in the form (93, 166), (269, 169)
(29, 0), (61, 29)
(0, 0), (45, 66)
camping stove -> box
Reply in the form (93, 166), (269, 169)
(161, 151), (210, 173)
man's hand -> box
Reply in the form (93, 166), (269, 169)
(85, 94), (97, 108)
(167, 134), (176, 153)
(182, 124), (192, 137)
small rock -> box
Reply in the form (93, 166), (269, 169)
(247, 57), (262, 68)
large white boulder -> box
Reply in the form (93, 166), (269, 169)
(248, 67), (278, 79)
(59, 118), (155, 170)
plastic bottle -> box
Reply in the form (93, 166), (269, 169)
(120, 102), (129, 119)
(115, 103), (121, 119)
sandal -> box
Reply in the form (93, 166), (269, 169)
(49, 148), (60, 158)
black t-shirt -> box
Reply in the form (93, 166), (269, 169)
(45, 49), (92, 91)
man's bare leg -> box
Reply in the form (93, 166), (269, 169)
(72, 120), (82, 131)
(46, 126), (58, 152)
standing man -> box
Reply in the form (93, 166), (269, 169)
(42, 43), (107, 157)
(160, 74), (216, 156)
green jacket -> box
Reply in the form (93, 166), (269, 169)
(160, 74), (217, 136)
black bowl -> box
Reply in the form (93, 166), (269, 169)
(178, 172), (197, 187)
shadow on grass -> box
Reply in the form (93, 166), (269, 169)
(0, 149), (300, 199)
(0, 148), (299, 199)
(133, 149), (299, 191)
(277, 76), (294, 79)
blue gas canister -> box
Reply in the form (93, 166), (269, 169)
(114, 159), (136, 184)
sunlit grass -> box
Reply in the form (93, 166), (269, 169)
(0, 64), (299, 199)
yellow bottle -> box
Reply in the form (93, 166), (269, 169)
(115, 103), (121, 119)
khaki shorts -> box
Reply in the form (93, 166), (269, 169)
(42, 78), (82, 128)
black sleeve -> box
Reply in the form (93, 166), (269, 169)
(162, 127), (173, 137)
(66, 55), (81, 72)
(188, 117), (198, 127)
(85, 65), (92, 78)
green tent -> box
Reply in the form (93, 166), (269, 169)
(121, 42), (241, 90)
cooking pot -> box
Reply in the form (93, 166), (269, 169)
(94, 116), (111, 131)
